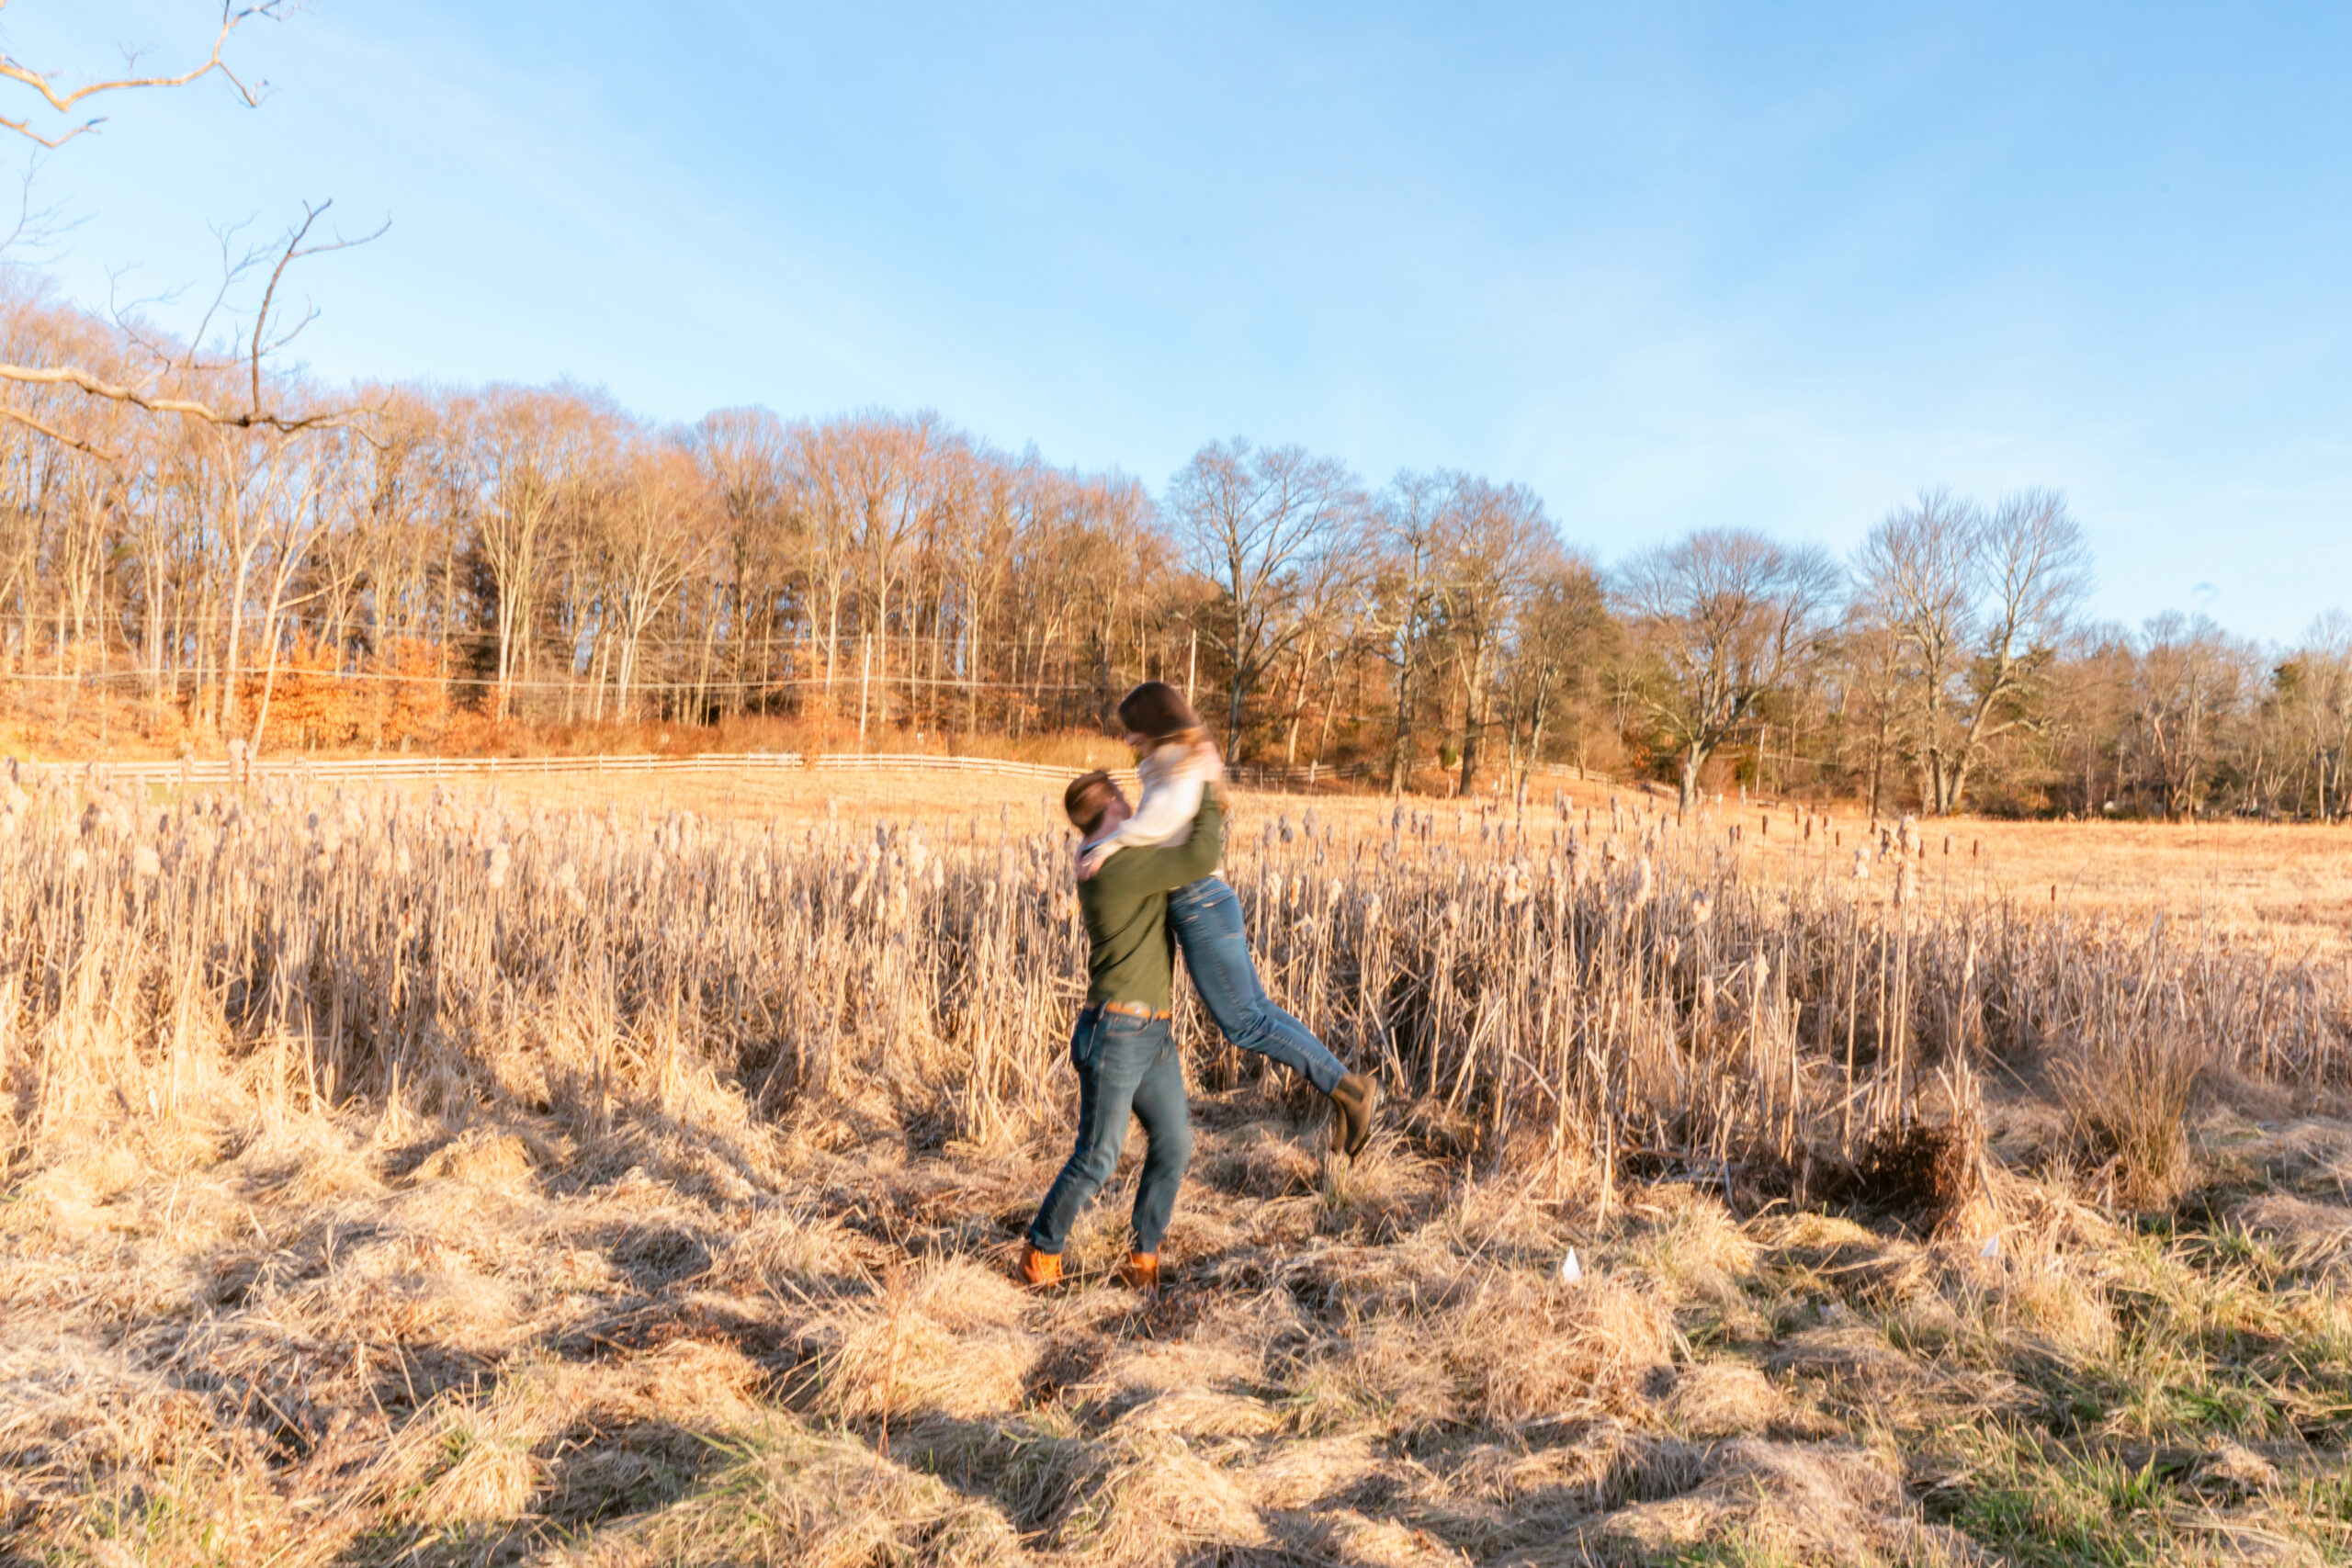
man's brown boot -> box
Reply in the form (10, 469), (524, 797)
(1329, 1073), (1377, 1160)
(1019, 1245), (1063, 1290)
(1120, 1251), (1161, 1293)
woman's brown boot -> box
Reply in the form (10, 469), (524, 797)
(1329, 1073), (1376, 1160)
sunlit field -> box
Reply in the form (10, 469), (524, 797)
(471, 762), (2352, 953)
(5, 762), (2352, 1565)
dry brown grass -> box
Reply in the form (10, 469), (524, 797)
(4, 764), (2352, 1563)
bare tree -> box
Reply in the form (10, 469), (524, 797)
(2281, 612), (2352, 820)
(473, 388), (596, 720)
(1503, 553), (1614, 792)
(1370, 471), (1450, 792)
(1434, 475), (1554, 794)
(1618, 528), (1841, 811)
(1169, 438), (1363, 759)
(691, 407), (794, 720)
(598, 439), (716, 721)
(1857, 487), (2088, 813)
(2122, 613), (2257, 818)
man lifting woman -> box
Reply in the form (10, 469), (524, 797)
(1019, 682), (1376, 1292)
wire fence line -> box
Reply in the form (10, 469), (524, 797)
(28, 749), (1611, 798)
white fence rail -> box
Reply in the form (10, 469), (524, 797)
(29, 750), (1611, 797)
(41, 751), (1134, 791)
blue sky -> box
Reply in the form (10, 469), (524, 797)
(7, 2), (2349, 641)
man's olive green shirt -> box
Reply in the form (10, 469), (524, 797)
(1077, 796), (1225, 1011)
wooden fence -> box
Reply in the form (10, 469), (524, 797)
(33, 749), (1611, 799)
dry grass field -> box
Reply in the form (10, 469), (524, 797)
(423, 765), (2352, 953)
(6, 761), (2352, 1565)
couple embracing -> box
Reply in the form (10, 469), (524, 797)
(1018, 681), (1376, 1293)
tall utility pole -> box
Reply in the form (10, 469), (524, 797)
(857, 633), (872, 749)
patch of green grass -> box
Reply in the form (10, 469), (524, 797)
(1657, 1534), (1810, 1567)
(1933, 1429), (2180, 1567)
(1958, 1232), (2352, 1447)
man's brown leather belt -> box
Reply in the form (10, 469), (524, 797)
(1084, 1000), (1173, 1021)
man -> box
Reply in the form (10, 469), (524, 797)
(1019, 768), (1225, 1293)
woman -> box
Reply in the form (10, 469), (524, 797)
(1082, 681), (1376, 1157)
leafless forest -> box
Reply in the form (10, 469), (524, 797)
(6, 327), (2350, 824)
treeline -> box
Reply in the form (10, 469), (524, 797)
(2, 283), (2347, 820)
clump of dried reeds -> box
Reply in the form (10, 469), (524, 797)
(0, 771), (2341, 1212)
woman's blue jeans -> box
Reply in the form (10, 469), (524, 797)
(1170, 875), (1349, 1096)
(1026, 1008), (1192, 1257)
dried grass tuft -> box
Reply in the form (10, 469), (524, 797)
(375, 1367), (571, 1528)
(409, 1127), (537, 1190)
(2235, 1194), (2352, 1277)
(1662, 1361), (1785, 1438)
(556, 1416), (1020, 1568)
(1237, 1434), (1385, 1510)
(1048, 1429), (1269, 1566)
(1110, 1389), (1282, 1440)
(2054, 1024), (2208, 1210)
(796, 1259), (1037, 1423)
(1590, 1438), (1927, 1566)
(1443, 1271), (1672, 1425)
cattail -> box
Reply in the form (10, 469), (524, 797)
(1690, 894), (1713, 927)
(1894, 859), (1916, 908)
(132, 844), (162, 880)
(1852, 849), (1870, 881)
(486, 842), (511, 891)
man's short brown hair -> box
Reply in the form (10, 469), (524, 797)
(1063, 769), (1124, 837)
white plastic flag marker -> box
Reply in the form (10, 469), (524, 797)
(1559, 1248), (1583, 1283)
(1980, 1236), (2000, 1260)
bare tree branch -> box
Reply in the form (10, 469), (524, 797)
(0, 359), (337, 433)
(248, 198), (389, 414)
(0, 1), (282, 147)
(0, 4), (377, 445)
(0, 397), (114, 458)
